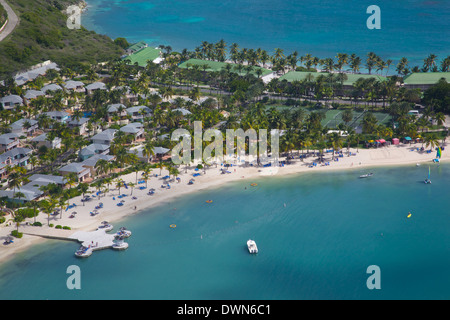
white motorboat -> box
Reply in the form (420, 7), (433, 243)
(97, 221), (113, 232)
(112, 236), (129, 250)
(75, 246), (93, 258)
(115, 227), (132, 238)
(247, 239), (258, 254)
(359, 173), (373, 178)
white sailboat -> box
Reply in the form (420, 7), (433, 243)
(424, 166), (432, 184)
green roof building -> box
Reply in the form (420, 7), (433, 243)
(179, 59), (273, 77)
(123, 47), (162, 67)
(403, 72), (450, 90)
(126, 41), (148, 54)
(279, 71), (387, 87)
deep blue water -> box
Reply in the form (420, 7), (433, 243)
(81, 0), (450, 69)
(0, 164), (449, 299)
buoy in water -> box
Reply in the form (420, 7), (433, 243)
(206, 200), (213, 204)
(251, 183), (258, 187)
(170, 224), (176, 228)
(407, 213), (412, 219)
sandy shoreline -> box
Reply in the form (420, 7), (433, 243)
(0, 143), (447, 266)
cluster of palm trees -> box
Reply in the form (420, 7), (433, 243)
(181, 40), (450, 77)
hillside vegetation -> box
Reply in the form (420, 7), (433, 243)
(0, 0), (124, 78)
(0, 3), (7, 27)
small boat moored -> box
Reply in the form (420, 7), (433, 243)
(247, 239), (258, 254)
(75, 246), (93, 258)
(424, 166), (432, 184)
(115, 227), (132, 238)
(97, 221), (113, 232)
(112, 236), (129, 250)
(359, 173), (373, 178)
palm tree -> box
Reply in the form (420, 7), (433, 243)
(78, 183), (89, 206)
(336, 53), (348, 72)
(14, 191), (25, 205)
(366, 52), (378, 74)
(328, 132), (343, 160)
(423, 54), (438, 72)
(350, 53), (362, 73)
(396, 57), (409, 76)
(95, 159), (109, 178)
(115, 179), (124, 195)
(424, 133), (440, 151)
(142, 140), (155, 163)
(341, 109), (354, 126)
(141, 166), (152, 188)
(433, 112), (446, 127)
(440, 55), (450, 72)
(156, 160), (166, 176)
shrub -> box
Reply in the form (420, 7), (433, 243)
(62, 226), (71, 230)
(55, 225), (62, 229)
(11, 230), (23, 238)
(32, 222), (42, 227)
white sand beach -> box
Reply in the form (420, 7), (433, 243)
(0, 142), (447, 264)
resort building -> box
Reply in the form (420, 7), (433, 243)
(85, 82), (107, 94)
(12, 61), (59, 86)
(64, 80), (85, 92)
(28, 174), (66, 186)
(0, 185), (41, 203)
(179, 58), (273, 78)
(9, 118), (39, 136)
(107, 103), (128, 120)
(0, 173), (68, 203)
(44, 111), (70, 124)
(279, 71), (387, 90)
(119, 122), (145, 140)
(41, 83), (63, 94)
(0, 147), (33, 178)
(0, 95), (23, 110)
(79, 143), (110, 161)
(127, 145), (169, 162)
(0, 133), (20, 152)
(31, 133), (62, 149)
(80, 154), (115, 177)
(125, 41), (148, 55)
(402, 72), (450, 91)
(67, 117), (90, 135)
(23, 90), (45, 101)
(126, 106), (151, 122)
(122, 46), (163, 67)
(58, 163), (91, 182)
(91, 129), (117, 145)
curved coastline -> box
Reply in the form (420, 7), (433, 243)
(0, 143), (447, 266)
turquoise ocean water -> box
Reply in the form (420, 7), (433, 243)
(0, 164), (449, 299)
(81, 0), (450, 69)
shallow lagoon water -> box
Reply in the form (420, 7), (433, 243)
(0, 164), (449, 299)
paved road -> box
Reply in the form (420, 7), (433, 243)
(0, 0), (19, 42)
